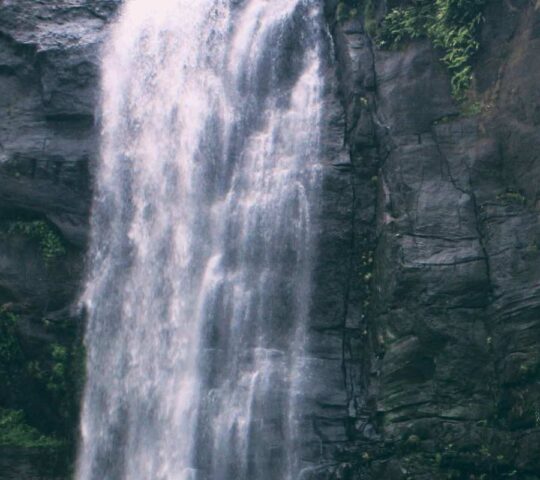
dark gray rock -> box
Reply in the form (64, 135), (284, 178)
(330, 0), (540, 478)
(0, 447), (69, 480)
(1, 0), (540, 479)
(0, 2), (118, 478)
(0, 0), (119, 246)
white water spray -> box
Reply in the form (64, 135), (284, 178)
(78, 1), (325, 479)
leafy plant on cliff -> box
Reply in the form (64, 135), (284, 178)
(26, 341), (85, 429)
(364, 0), (378, 36)
(337, 1), (359, 22)
(0, 305), (84, 448)
(378, 0), (486, 99)
(0, 310), (24, 393)
(496, 189), (526, 205)
(0, 408), (64, 449)
(9, 220), (66, 265)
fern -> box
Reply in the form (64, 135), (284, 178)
(9, 220), (66, 265)
(377, 0), (486, 99)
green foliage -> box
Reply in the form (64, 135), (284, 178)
(460, 100), (483, 116)
(0, 309), (24, 392)
(378, 4), (428, 46)
(364, 0), (378, 36)
(0, 310), (20, 364)
(0, 408), (64, 448)
(26, 342), (85, 429)
(337, 0), (377, 33)
(0, 303), (85, 449)
(48, 344), (68, 394)
(9, 220), (66, 265)
(337, 2), (359, 22)
(406, 434), (421, 446)
(26, 345), (69, 394)
(336, 2), (349, 22)
(433, 114), (459, 125)
(496, 190), (526, 205)
(378, 0), (486, 99)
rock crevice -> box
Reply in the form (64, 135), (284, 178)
(0, 0), (539, 478)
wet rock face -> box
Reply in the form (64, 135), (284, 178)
(328, 0), (540, 478)
(0, 2), (118, 478)
(0, 0), (539, 479)
(0, 447), (69, 480)
(0, 0), (119, 246)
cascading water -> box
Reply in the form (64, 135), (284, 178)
(77, 1), (326, 479)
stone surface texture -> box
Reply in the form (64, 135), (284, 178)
(0, 1), (118, 478)
(0, 0), (539, 478)
(327, 0), (540, 478)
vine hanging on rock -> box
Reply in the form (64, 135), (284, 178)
(377, 0), (486, 99)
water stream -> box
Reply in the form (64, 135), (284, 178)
(77, 1), (325, 478)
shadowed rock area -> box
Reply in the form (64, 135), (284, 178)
(327, 0), (540, 478)
(0, 1), (118, 478)
(0, 0), (539, 479)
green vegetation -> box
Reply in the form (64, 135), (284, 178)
(0, 309), (24, 392)
(377, 0), (486, 99)
(0, 219), (79, 453)
(364, 0), (377, 36)
(9, 220), (66, 265)
(460, 100), (483, 116)
(496, 190), (526, 205)
(337, 1), (359, 22)
(0, 310), (19, 362)
(433, 116), (453, 125)
(336, 2), (349, 22)
(378, 2), (430, 46)
(406, 434), (421, 446)
(334, 0), (486, 99)
(0, 305), (84, 451)
(0, 408), (64, 448)
(27, 344), (69, 396)
(25, 342), (85, 428)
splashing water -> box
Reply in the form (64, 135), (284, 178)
(77, 1), (326, 479)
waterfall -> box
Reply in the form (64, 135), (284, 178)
(77, 1), (326, 479)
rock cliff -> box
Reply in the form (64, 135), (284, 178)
(328, 0), (540, 478)
(0, 0), (539, 479)
(0, 1), (118, 477)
